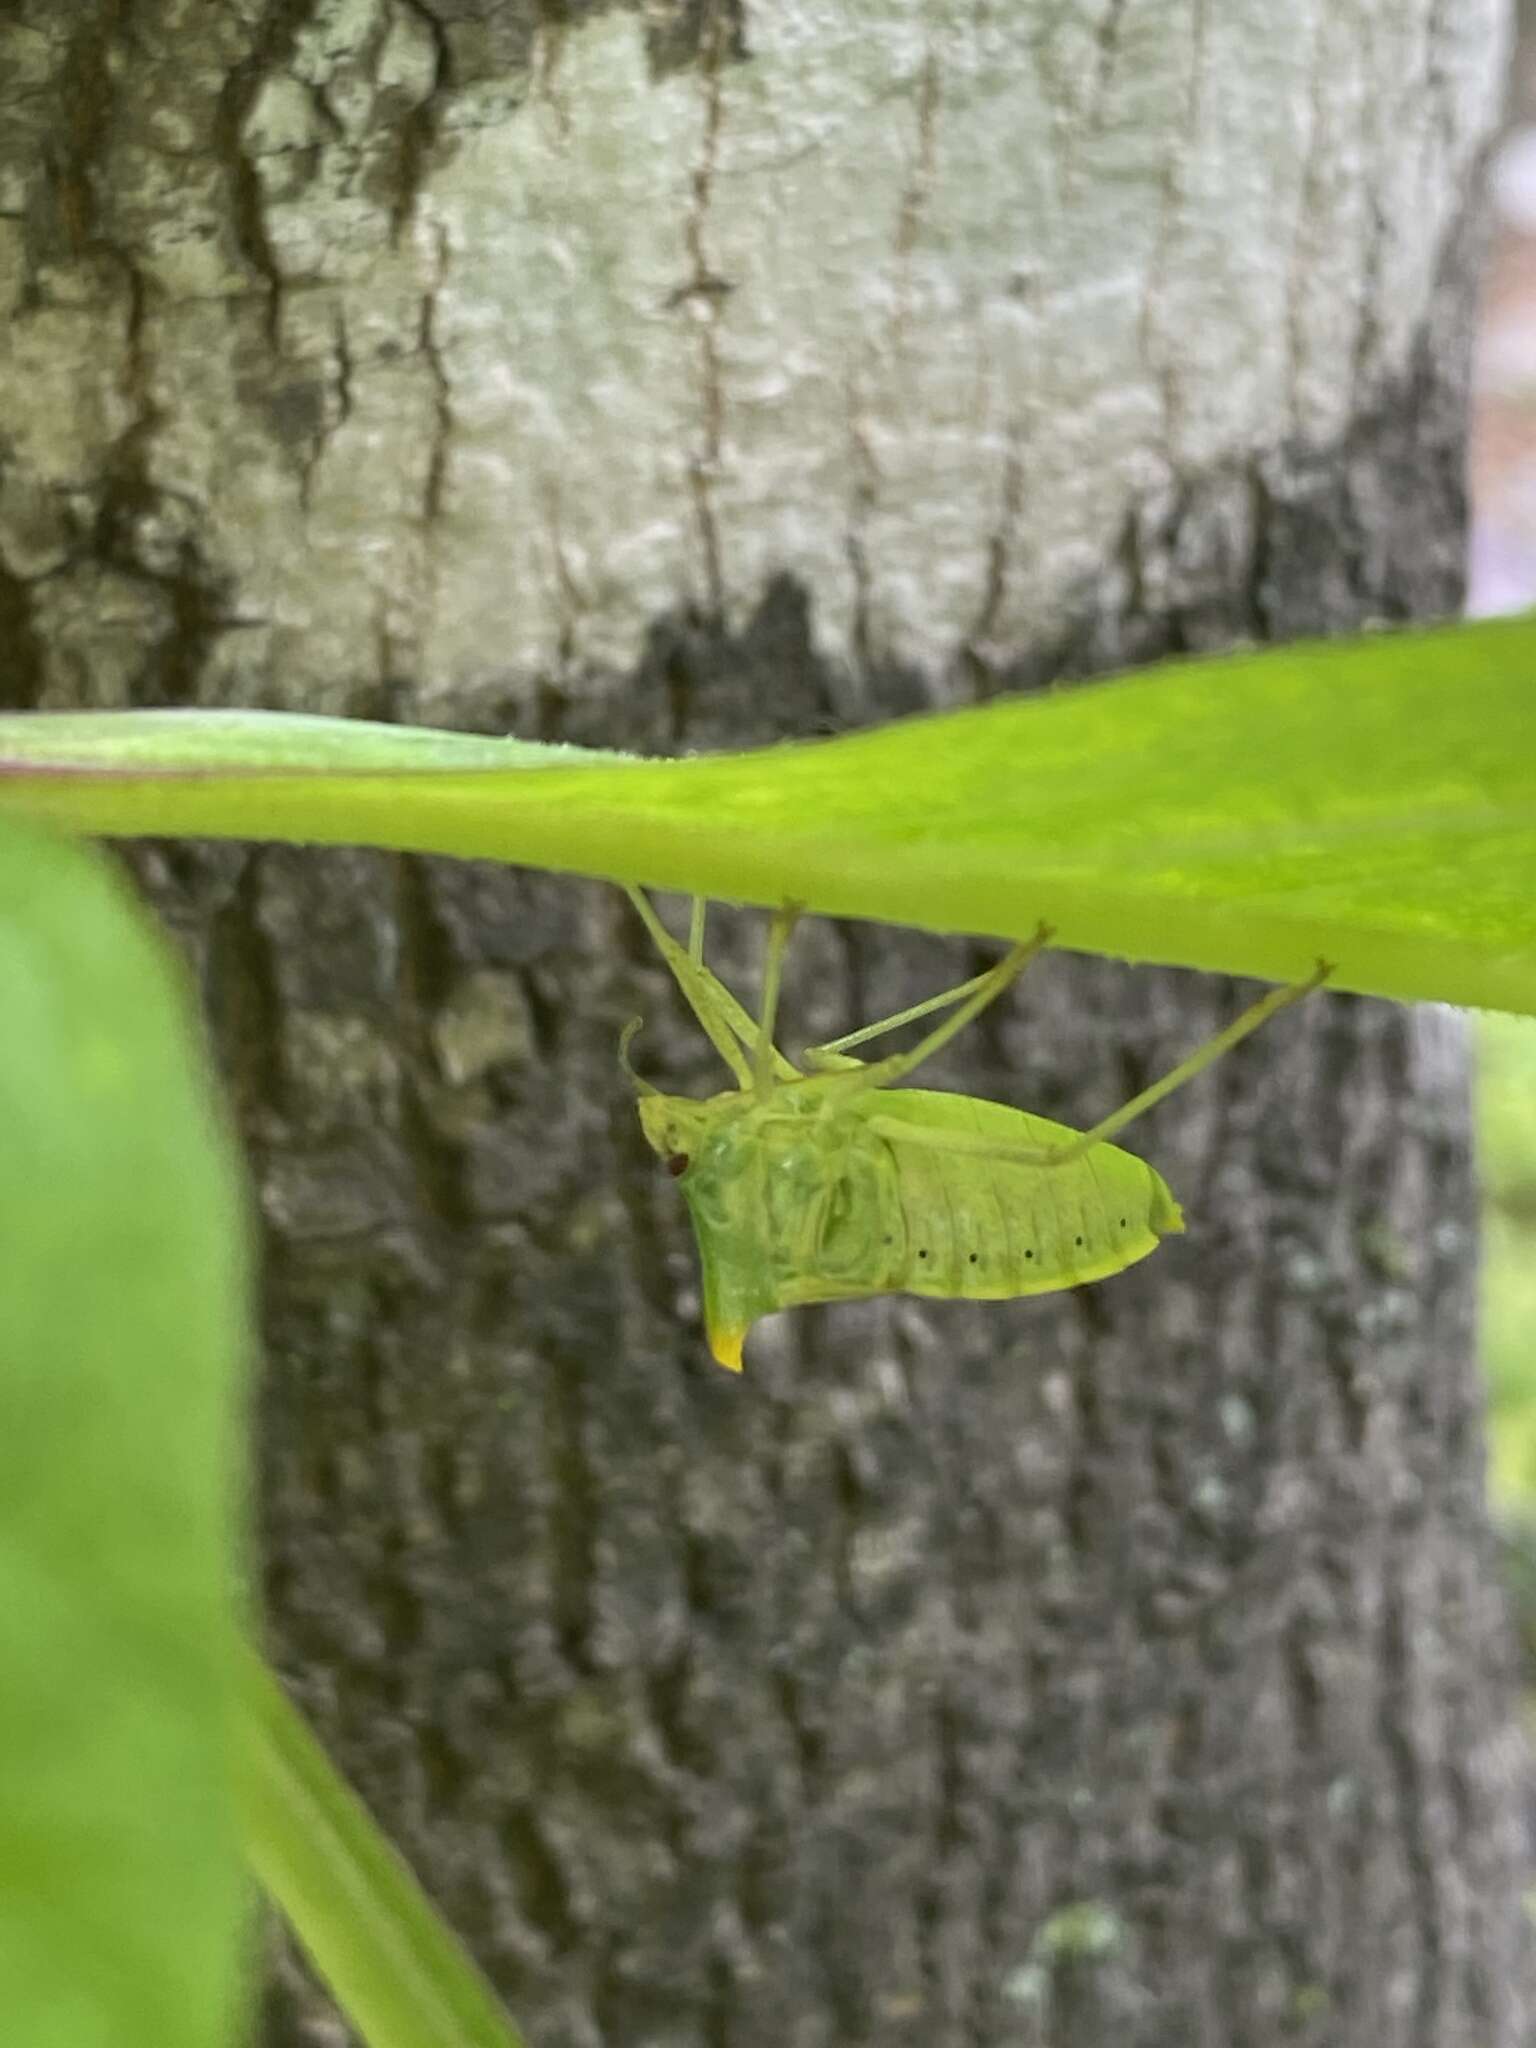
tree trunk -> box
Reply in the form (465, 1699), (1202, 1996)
(2, 4), (1529, 2044)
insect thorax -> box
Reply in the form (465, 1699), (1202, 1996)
(663, 1093), (907, 1323)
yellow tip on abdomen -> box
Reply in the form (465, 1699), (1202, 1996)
(708, 1323), (746, 1372)
(1149, 1170), (1185, 1237)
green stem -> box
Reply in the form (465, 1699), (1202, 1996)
(235, 1642), (528, 2048)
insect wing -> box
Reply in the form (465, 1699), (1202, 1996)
(859, 1089), (1182, 1299)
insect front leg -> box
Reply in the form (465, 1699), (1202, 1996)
(754, 900), (803, 1095)
(625, 887), (803, 1088)
(679, 899), (800, 1081)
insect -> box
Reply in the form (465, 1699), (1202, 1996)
(622, 887), (1331, 1371)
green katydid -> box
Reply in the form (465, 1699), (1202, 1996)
(622, 888), (1332, 1371)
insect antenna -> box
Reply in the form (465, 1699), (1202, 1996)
(618, 1016), (659, 1097)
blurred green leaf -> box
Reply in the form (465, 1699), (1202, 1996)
(1, 614), (1535, 1011)
(237, 1645), (528, 2048)
(0, 821), (250, 2048)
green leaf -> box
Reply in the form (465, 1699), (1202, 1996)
(1, 614), (1534, 1012)
(236, 1645), (528, 2048)
(0, 821), (250, 2047)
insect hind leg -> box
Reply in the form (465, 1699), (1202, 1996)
(1024, 959), (1334, 1165)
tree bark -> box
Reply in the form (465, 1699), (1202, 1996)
(2, 4), (1530, 2045)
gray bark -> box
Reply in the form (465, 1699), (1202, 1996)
(1, 4), (1530, 2045)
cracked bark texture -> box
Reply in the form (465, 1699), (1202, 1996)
(2, 3), (1531, 2044)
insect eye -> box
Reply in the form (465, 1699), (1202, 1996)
(666, 1153), (690, 1178)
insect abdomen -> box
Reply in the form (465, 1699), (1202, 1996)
(868, 1090), (1180, 1299)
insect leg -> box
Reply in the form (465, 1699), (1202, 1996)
(625, 885), (754, 1087)
(795, 923), (1055, 1102)
(882, 960), (1335, 1167)
(754, 901), (803, 1094)
(803, 965), (1002, 1069)
(1037, 959), (1335, 1163)
(678, 890), (797, 1070)
(675, 894), (800, 1080)
(625, 887), (799, 1087)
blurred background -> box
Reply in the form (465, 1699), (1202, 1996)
(1474, 3), (1536, 1638)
